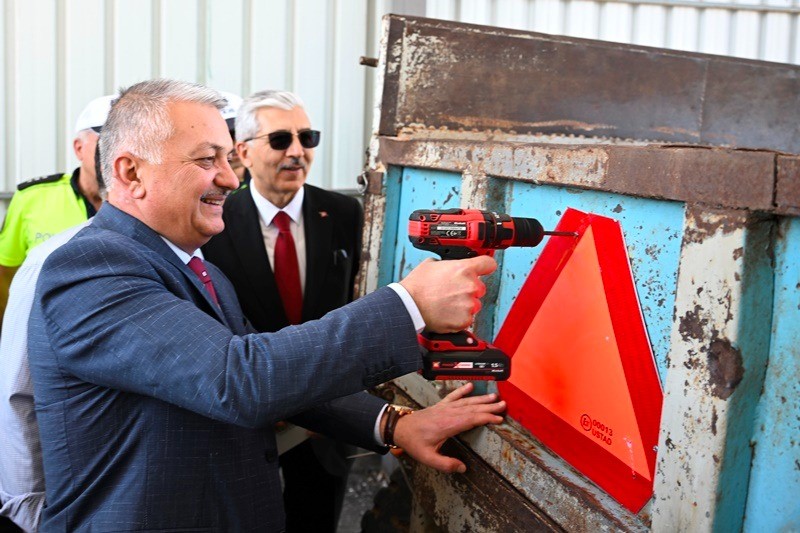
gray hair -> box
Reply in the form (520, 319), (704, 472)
(234, 90), (305, 143)
(100, 79), (227, 189)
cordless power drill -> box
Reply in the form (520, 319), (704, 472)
(408, 208), (576, 381)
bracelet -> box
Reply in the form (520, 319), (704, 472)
(383, 404), (413, 448)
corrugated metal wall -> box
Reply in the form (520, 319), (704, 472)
(0, 0), (414, 195)
(0, 0), (797, 196)
(428, 0), (800, 62)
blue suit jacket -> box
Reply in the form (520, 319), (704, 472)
(28, 204), (421, 532)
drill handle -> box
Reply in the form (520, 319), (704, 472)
(419, 329), (487, 351)
(411, 242), (495, 260)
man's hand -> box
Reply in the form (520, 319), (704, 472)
(390, 383), (505, 473)
(399, 256), (497, 332)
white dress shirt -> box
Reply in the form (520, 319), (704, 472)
(246, 185), (424, 444)
(249, 184), (307, 294)
(246, 184), (424, 331)
(160, 237), (204, 264)
(0, 222), (89, 533)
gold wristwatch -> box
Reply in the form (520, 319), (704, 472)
(383, 404), (414, 448)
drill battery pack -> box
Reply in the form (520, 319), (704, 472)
(418, 331), (511, 381)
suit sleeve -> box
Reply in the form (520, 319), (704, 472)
(33, 238), (421, 429)
(288, 391), (387, 453)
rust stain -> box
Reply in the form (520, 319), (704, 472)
(435, 114), (617, 133)
(711, 405), (718, 435)
(492, 426), (647, 530)
(500, 442), (513, 463)
(707, 338), (745, 400)
(651, 125), (702, 138)
(683, 209), (744, 244)
(398, 248), (407, 279)
(442, 186), (458, 206)
(679, 304), (708, 342)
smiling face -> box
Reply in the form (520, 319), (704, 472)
(126, 101), (239, 252)
(237, 106), (314, 208)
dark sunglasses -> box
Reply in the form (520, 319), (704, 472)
(244, 129), (321, 150)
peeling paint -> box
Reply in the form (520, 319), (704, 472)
(371, 15), (795, 532)
(711, 406), (718, 435)
(706, 338), (745, 400)
(679, 304), (708, 342)
(683, 210), (745, 244)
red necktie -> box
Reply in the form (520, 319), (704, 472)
(187, 256), (219, 306)
(273, 211), (303, 325)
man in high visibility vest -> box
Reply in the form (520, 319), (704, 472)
(0, 95), (114, 325)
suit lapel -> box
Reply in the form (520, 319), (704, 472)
(93, 204), (230, 326)
(228, 190), (288, 326)
(302, 185), (332, 321)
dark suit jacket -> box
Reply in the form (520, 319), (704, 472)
(27, 204), (421, 532)
(203, 184), (362, 332)
(203, 185), (365, 475)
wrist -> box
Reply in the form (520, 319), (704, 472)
(382, 404), (414, 448)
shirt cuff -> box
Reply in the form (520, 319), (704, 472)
(387, 282), (426, 333)
(373, 403), (389, 445)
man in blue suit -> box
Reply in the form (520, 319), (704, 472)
(27, 79), (503, 532)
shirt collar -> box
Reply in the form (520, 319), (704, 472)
(161, 237), (204, 264)
(69, 167), (98, 218)
(250, 184), (304, 226)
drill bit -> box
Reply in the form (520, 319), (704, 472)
(543, 231), (579, 237)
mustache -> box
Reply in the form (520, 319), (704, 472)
(278, 157), (306, 171)
(200, 188), (232, 200)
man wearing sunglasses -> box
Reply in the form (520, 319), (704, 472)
(0, 95), (114, 330)
(203, 90), (362, 532)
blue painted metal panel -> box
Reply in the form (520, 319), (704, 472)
(377, 166), (405, 288)
(378, 164), (797, 528)
(495, 181), (685, 383)
(384, 167), (684, 383)
(713, 217), (776, 533)
(743, 217), (800, 533)
(390, 168), (462, 279)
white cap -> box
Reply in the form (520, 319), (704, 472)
(218, 91), (243, 129)
(74, 95), (116, 134)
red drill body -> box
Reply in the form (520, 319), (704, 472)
(408, 208), (574, 380)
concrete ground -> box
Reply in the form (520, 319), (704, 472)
(337, 453), (390, 532)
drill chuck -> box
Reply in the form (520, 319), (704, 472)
(508, 217), (545, 247)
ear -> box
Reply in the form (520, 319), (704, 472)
(73, 137), (84, 160)
(114, 153), (146, 199)
(236, 141), (252, 168)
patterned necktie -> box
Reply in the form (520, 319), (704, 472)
(187, 256), (219, 306)
(272, 211), (303, 325)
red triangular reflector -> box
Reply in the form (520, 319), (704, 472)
(496, 208), (663, 512)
